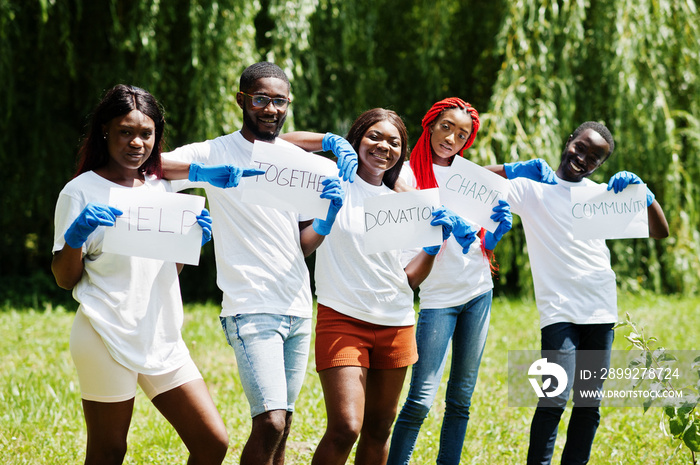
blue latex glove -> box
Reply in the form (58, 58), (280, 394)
(188, 162), (265, 188)
(504, 159), (557, 184)
(451, 214), (478, 254)
(312, 177), (345, 235)
(423, 207), (454, 256)
(196, 208), (213, 246)
(323, 133), (358, 183)
(483, 200), (512, 250)
(64, 203), (123, 249)
(606, 170), (655, 206)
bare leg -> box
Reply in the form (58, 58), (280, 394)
(272, 411), (294, 465)
(82, 398), (134, 465)
(355, 367), (408, 465)
(311, 366), (368, 465)
(152, 379), (229, 465)
(240, 409), (291, 465)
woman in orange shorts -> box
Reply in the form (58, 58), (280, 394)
(309, 108), (456, 465)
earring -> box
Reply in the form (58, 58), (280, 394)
(103, 133), (107, 139)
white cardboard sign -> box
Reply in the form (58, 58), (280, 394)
(363, 188), (442, 254)
(438, 156), (511, 232)
(241, 141), (338, 218)
(103, 188), (206, 265)
(571, 184), (649, 240)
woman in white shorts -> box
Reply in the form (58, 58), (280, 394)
(52, 84), (228, 465)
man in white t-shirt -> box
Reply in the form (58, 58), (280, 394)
(161, 62), (350, 465)
(488, 121), (668, 465)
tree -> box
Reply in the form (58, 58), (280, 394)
(2, 0), (699, 305)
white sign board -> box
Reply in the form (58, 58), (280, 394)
(103, 188), (206, 265)
(363, 188), (442, 254)
(571, 184), (649, 240)
(438, 156), (511, 232)
(241, 141), (338, 218)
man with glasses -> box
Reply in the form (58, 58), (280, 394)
(162, 62), (355, 465)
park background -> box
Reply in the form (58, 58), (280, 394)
(2, 0), (700, 305)
(2, 0), (700, 463)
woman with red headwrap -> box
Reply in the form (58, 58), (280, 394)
(387, 98), (512, 465)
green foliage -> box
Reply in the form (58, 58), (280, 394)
(293, 0), (506, 139)
(470, 0), (588, 292)
(2, 0), (700, 301)
(617, 312), (700, 462)
(594, 1), (700, 296)
(1, 0), (260, 299)
(291, 0), (700, 297)
(257, 0), (318, 117)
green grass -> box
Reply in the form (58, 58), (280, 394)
(1, 293), (698, 464)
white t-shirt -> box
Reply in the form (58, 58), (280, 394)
(315, 177), (416, 326)
(53, 171), (190, 375)
(164, 131), (312, 318)
(399, 163), (493, 309)
(508, 175), (617, 328)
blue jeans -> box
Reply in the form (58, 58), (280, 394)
(527, 322), (614, 465)
(220, 313), (311, 418)
(388, 290), (492, 465)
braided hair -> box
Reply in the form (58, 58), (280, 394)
(409, 97), (479, 189)
(408, 98), (497, 271)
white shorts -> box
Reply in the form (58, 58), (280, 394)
(70, 309), (202, 403)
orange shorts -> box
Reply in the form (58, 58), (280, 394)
(314, 304), (418, 371)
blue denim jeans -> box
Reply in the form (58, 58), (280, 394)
(527, 322), (614, 465)
(387, 290), (492, 465)
(220, 313), (311, 418)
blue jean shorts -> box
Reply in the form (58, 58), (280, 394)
(220, 313), (312, 418)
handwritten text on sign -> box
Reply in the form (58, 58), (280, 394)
(102, 188), (206, 265)
(363, 188), (442, 254)
(241, 141), (338, 218)
(439, 156), (510, 232)
(571, 184), (649, 240)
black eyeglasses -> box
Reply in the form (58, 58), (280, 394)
(239, 92), (291, 110)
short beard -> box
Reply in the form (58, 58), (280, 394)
(242, 110), (286, 142)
